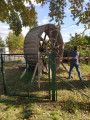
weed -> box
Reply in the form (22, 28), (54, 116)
(50, 111), (57, 116)
(64, 97), (78, 114)
(53, 115), (61, 120)
(51, 111), (62, 120)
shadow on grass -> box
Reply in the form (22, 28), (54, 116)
(0, 96), (89, 118)
(3, 79), (90, 97)
(56, 79), (90, 91)
(0, 77), (90, 97)
(0, 97), (37, 119)
(58, 99), (90, 114)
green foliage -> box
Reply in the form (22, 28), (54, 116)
(67, 33), (90, 46)
(64, 33), (90, 60)
(0, 0), (89, 35)
(49, 0), (66, 28)
(0, 0), (38, 35)
(6, 32), (24, 52)
(0, 36), (5, 47)
(79, 49), (90, 57)
(50, 111), (57, 116)
(50, 111), (61, 120)
(69, 0), (90, 27)
(37, 0), (90, 28)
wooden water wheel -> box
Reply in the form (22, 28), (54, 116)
(24, 24), (64, 69)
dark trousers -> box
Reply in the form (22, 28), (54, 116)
(69, 63), (82, 80)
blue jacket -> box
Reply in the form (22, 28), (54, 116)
(66, 50), (79, 64)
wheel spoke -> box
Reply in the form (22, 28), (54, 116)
(55, 44), (62, 49)
(54, 31), (59, 46)
(44, 33), (47, 41)
(38, 34), (44, 41)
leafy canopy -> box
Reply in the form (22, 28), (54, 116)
(6, 32), (24, 52)
(0, 0), (38, 35)
(0, 0), (89, 35)
(0, 36), (5, 47)
(66, 33), (90, 46)
(66, 33), (90, 58)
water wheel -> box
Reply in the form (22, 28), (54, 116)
(24, 24), (64, 69)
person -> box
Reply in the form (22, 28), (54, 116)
(66, 46), (82, 81)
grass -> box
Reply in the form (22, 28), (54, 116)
(0, 60), (90, 120)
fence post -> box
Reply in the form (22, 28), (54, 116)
(48, 54), (51, 99)
(1, 54), (7, 95)
(51, 52), (56, 101)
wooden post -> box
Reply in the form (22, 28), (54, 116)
(38, 52), (43, 89)
(31, 63), (38, 83)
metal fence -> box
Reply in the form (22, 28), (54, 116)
(55, 56), (90, 99)
(0, 54), (23, 63)
(0, 53), (57, 101)
(1, 53), (89, 100)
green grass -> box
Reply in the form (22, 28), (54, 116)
(0, 60), (90, 120)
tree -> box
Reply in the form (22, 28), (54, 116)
(84, 35), (90, 45)
(65, 33), (90, 58)
(66, 33), (90, 46)
(6, 32), (24, 52)
(0, 0), (38, 35)
(0, 0), (89, 35)
(0, 36), (5, 47)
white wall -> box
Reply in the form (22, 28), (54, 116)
(0, 47), (9, 54)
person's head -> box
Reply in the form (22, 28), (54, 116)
(74, 46), (77, 51)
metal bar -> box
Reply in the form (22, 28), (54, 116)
(6, 94), (50, 99)
(51, 52), (56, 101)
(1, 53), (50, 56)
(48, 54), (51, 99)
(1, 54), (7, 94)
(55, 63), (57, 101)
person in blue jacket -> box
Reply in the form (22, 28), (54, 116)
(66, 46), (82, 81)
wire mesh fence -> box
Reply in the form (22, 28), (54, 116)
(0, 52), (90, 100)
(55, 58), (90, 99)
(0, 54), (51, 99)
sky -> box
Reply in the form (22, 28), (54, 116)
(0, 0), (89, 44)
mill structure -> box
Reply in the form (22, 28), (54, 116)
(24, 24), (64, 68)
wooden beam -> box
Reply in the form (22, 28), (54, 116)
(54, 32), (59, 46)
(20, 68), (26, 79)
(44, 33), (47, 41)
(31, 63), (38, 83)
(61, 63), (73, 78)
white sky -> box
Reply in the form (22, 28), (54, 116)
(0, 0), (90, 43)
